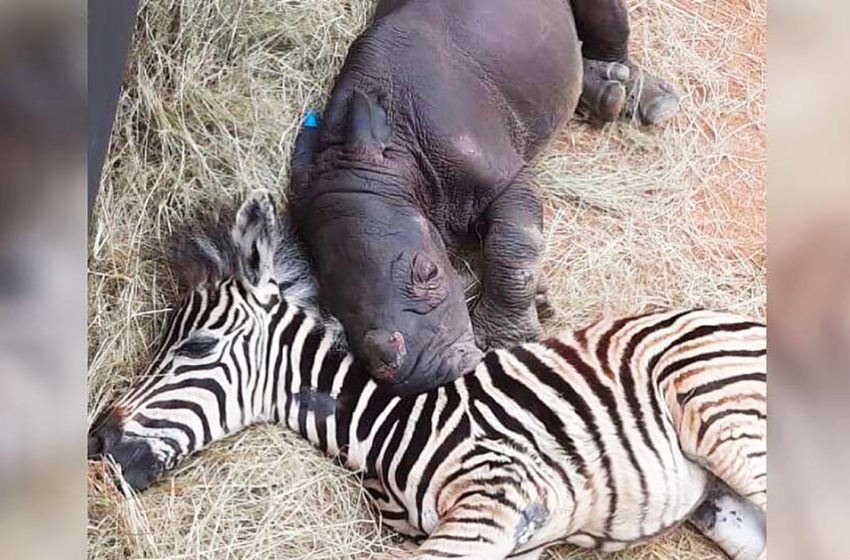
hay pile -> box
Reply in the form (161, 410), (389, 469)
(87, 0), (765, 558)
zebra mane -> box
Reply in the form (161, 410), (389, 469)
(164, 200), (347, 348)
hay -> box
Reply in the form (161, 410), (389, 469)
(87, 0), (765, 558)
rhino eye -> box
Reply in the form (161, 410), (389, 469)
(412, 253), (441, 286)
(175, 336), (218, 358)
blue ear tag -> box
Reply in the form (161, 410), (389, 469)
(303, 110), (319, 129)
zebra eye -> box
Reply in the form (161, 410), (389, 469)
(175, 336), (218, 358)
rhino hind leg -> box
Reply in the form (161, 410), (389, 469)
(470, 173), (545, 350)
(571, 0), (680, 126)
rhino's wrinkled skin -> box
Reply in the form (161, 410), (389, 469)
(290, 0), (678, 395)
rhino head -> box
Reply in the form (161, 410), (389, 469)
(290, 91), (482, 396)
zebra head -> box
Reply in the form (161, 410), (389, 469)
(88, 190), (287, 491)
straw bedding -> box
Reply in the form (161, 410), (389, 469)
(87, 0), (765, 557)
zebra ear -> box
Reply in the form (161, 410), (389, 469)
(232, 189), (277, 288)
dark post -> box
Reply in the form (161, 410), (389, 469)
(87, 0), (139, 217)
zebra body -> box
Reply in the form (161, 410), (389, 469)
(90, 191), (766, 559)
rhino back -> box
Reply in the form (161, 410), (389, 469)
(319, 0), (581, 232)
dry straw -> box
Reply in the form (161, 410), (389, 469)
(88, 0), (765, 558)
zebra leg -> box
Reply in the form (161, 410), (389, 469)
(660, 342), (767, 513)
(409, 494), (545, 559)
(690, 479), (766, 560)
(672, 392), (766, 513)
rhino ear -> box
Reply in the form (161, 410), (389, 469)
(347, 90), (391, 158)
(290, 113), (321, 195)
(232, 189), (277, 289)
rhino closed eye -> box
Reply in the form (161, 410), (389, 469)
(405, 254), (448, 312)
(411, 253), (442, 288)
(175, 336), (218, 359)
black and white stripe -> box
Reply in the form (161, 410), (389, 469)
(92, 191), (766, 560)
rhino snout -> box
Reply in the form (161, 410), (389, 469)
(384, 341), (484, 396)
(363, 329), (407, 382)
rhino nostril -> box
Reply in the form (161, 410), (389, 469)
(363, 329), (406, 380)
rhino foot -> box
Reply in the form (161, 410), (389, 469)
(578, 58), (630, 123)
(471, 298), (543, 351)
(623, 63), (680, 126)
(579, 58), (680, 127)
(535, 276), (556, 322)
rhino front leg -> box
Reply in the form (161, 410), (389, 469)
(571, 0), (680, 126)
(471, 173), (545, 350)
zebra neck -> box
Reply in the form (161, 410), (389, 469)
(270, 301), (392, 472)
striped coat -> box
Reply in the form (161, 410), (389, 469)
(282, 306), (766, 559)
(89, 191), (766, 560)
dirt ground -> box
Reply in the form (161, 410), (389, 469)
(87, 0), (765, 558)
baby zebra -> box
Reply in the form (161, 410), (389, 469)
(89, 190), (766, 560)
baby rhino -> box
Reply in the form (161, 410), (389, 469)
(290, 0), (680, 395)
